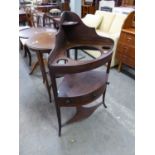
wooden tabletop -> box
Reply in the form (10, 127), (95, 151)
(26, 31), (57, 51)
(19, 27), (56, 39)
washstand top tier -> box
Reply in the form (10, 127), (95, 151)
(48, 11), (114, 74)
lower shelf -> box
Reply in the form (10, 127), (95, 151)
(57, 70), (108, 107)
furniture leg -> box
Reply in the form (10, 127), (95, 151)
(29, 61), (39, 75)
(23, 45), (27, 57)
(24, 50), (27, 57)
(55, 104), (61, 137)
(118, 62), (122, 72)
(36, 52), (52, 102)
(42, 59), (48, 83)
(37, 15), (40, 27)
(53, 22), (57, 29)
(24, 45), (32, 66)
(27, 50), (32, 66)
(75, 49), (78, 60)
(19, 40), (23, 51)
(102, 88), (107, 108)
(66, 49), (70, 58)
(43, 14), (45, 27)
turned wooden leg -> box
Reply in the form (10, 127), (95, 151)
(53, 22), (57, 29)
(37, 16), (40, 27)
(27, 50), (32, 66)
(67, 49), (70, 58)
(75, 49), (78, 60)
(19, 40), (23, 51)
(43, 15), (45, 27)
(102, 88), (107, 108)
(43, 59), (48, 83)
(118, 62), (122, 72)
(29, 61), (39, 75)
(36, 52), (51, 102)
(23, 45), (27, 57)
(55, 104), (61, 137)
(24, 45), (32, 66)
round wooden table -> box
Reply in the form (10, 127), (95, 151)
(26, 31), (57, 102)
(19, 27), (56, 66)
(19, 27), (55, 39)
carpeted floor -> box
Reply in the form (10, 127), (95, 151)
(19, 50), (135, 155)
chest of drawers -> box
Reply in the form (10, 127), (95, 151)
(116, 28), (135, 71)
(82, 5), (95, 17)
(121, 0), (135, 6)
(116, 11), (135, 72)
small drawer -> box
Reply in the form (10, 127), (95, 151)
(58, 86), (106, 107)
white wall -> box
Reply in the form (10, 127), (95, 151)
(70, 0), (82, 17)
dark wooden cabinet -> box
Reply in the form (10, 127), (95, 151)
(121, 0), (135, 6)
(82, 5), (95, 17)
(81, 0), (97, 17)
(116, 11), (135, 71)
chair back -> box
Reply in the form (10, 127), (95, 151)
(25, 7), (35, 27)
(49, 8), (61, 16)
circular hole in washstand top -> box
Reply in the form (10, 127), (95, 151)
(57, 59), (68, 64)
(66, 46), (102, 61)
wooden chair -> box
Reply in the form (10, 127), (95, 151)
(43, 13), (61, 30)
(25, 6), (44, 27)
(19, 7), (35, 66)
(43, 8), (61, 29)
(25, 7), (36, 27)
(19, 7), (41, 66)
(48, 11), (114, 136)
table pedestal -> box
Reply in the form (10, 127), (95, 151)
(37, 52), (51, 102)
